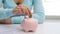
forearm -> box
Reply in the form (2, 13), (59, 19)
(0, 0), (2, 7)
(0, 9), (14, 20)
(32, 0), (45, 24)
(11, 16), (24, 24)
(32, 12), (45, 24)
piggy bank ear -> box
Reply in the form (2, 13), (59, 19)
(23, 18), (28, 22)
(24, 16), (29, 19)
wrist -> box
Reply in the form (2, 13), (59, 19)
(4, 18), (11, 24)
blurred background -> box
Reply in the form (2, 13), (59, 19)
(43, 0), (60, 23)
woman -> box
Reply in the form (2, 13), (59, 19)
(0, 0), (45, 24)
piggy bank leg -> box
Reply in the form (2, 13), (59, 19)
(28, 30), (34, 32)
(32, 29), (36, 32)
(24, 29), (29, 32)
(29, 29), (36, 32)
(24, 29), (34, 32)
(26, 30), (36, 32)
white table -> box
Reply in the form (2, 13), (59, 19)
(0, 23), (60, 34)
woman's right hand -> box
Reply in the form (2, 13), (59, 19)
(13, 5), (32, 18)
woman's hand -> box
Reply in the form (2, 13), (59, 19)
(0, 18), (11, 24)
(13, 5), (32, 18)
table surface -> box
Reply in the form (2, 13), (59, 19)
(0, 23), (60, 34)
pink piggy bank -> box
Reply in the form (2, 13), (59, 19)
(21, 17), (38, 32)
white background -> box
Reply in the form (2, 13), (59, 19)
(43, 0), (60, 16)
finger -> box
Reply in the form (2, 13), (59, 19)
(16, 6), (21, 9)
(15, 8), (19, 11)
(18, 8), (24, 14)
(25, 8), (30, 17)
(16, 5), (22, 9)
(22, 6), (32, 18)
(23, 7), (30, 17)
(19, 6), (25, 14)
(17, 9), (22, 14)
(21, 7), (26, 14)
(27, 8), (32, 18)
(21, 8), (24, 14)
(13, 9), (18, 14)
